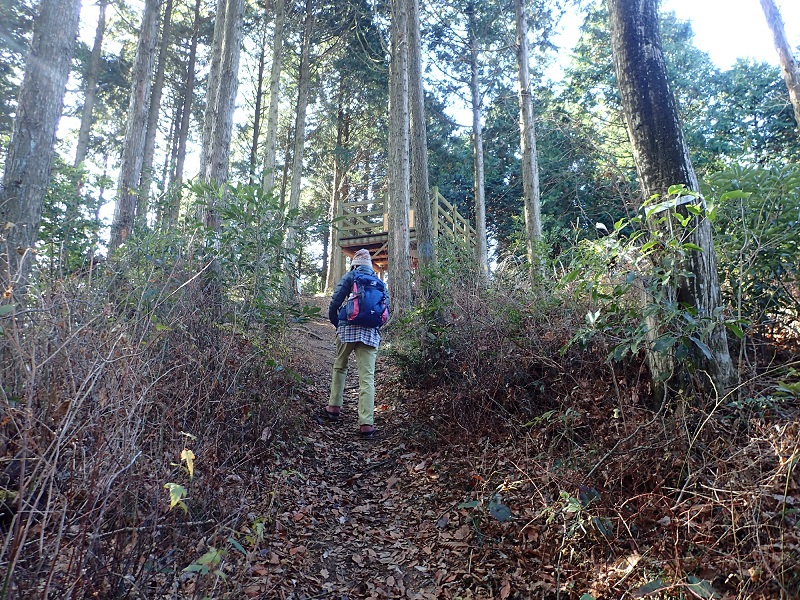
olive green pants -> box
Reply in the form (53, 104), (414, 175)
(328, 339), (378, 426)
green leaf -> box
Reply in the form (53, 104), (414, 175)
(227, 537), (246, 555)
(689, 336), (713, 360)
(457, 500), (479, 509)
(488, 501), (512, 522)
(719, 190), (751, 202)
(682, 243), (703, 252)
(685, 576), (720, 599)
(632, 578), (667, 597)
(673, 212), (691, 227)
(685, 204), (703, 216)
(640, 239), (659, 254)
(580, 595), (595, 600)
(0, 304), (15, 317)
(668, 184), (690, 196)
(164, 483), (187, 511)
(183, 563), (208, 574)
(652, 337), (677, 352)
(726, 322), (745, 340)
(196, 548), (223, 566)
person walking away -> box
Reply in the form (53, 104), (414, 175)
(324, 249), (389, 438)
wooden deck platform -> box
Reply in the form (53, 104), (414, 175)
(336, 187), (476, 274)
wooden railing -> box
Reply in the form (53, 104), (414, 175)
(431, 187), (475, 246)
(337, 186), (476, 247)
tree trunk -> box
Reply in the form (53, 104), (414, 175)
(388, 0), (412, 315)
(166, 0), (201, 226)
(514, 0), (543, 279)
(283, 0), (314, 296)
(407, 0), (435, 279)
(205, 0), (243, 190)
(198, 0), (226, 178)
(249, 17), (268, 185)
(608, 0), (734, 394)
(468, 1), (488, 278)
(279, 126), (292, 209)
(759, 0), (800, 131)
(262, 0), (286, 193)
(138, 0), (174, 224)
(325, 82), (347, 294)
(74, 0), (107, 168)
(110, 0), (161, 251)
(158, 92), (180, 222)
(0, 0), (81, 289)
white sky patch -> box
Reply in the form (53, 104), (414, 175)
(662, 0), (800, 69)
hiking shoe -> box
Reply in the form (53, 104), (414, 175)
(358, 426), (379, 439)
(316, 407), (340, 423)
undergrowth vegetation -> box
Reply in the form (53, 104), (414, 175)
(0, 198), (313, 597)
(0, 168), (797, 598)
(386, 171), (799, 599)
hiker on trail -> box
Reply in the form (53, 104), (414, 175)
(324, 249), (390, 439)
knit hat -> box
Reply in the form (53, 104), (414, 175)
(351, 248), (373, 268)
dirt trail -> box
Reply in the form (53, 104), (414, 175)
(249, 307), (443, 599)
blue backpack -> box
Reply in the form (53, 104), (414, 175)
(338, 272), (389, 328)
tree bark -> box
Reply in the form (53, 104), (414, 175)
(198, 0), (226, 178)
(110, 0), (161, 251)
(74, 0), (107, 168)
(138, 0), (174, 224)
(468, 1), (488, 278)
(205, 0), (243, 190)
(262, 0), (286, 193)
(0, 0), (81, 289)
(388, 0), (412, 315)
(407, 0), (435, 279)
(283, 0), (314, 296)
(759, 0), (800, 131)
(166, 0), (201, 226)
(608, 0), (734, 394)
(249, 16), (268, 185)
(514, 0), (543, 279)
(325, 81), (348, 294)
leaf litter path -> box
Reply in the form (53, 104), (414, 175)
(245, 312), (448, 599)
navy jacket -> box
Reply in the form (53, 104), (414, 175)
(328, 265), (390, 327)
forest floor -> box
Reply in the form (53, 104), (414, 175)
(207, 302), (553, 599)
(163, 297), (798, 600)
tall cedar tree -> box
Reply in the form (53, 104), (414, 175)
(110, 0), (161, 250)
(283, 0), (315, 297)
(166, 0), (202, 226)
(262, 0), (286, 193)
(607, 0), (734, 393)
(514, 0), (543, 277)
(138, 0), (174, 220)
(0, 0), (81, 288)
(388, 0), (412, 316)
(408, 0), (435, 279)
(74, 0), (108, 168)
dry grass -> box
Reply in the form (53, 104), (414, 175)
(0, 261), (300, 598)
(387, 262), (800, 599)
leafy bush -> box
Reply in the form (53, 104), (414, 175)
(705, 164), (800, 340)
(562, 186), (743, 384)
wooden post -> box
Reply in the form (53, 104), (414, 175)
(432, 186), (439, 242)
